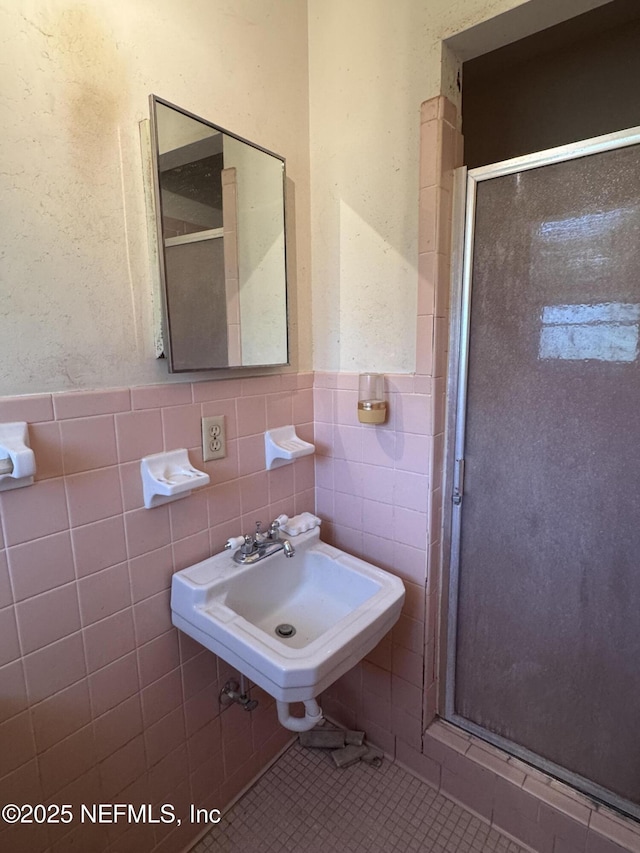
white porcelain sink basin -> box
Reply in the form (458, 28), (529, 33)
(171, 528), (404, 704)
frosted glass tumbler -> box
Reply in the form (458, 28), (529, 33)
(357, 373), (387, 424)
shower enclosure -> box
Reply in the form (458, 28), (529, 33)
(445, 126), (640, 820)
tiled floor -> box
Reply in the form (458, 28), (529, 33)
(191, 741), (529, 853)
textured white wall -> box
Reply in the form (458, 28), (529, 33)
(0, 0), (311, 395)
(307, 0), (606, 373)
(1, 0), (609, 393)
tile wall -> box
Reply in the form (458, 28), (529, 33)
(0, 373), (313, 853)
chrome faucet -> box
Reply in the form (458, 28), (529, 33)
(225, 518), (296, 564)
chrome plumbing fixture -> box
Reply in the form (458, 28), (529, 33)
(219, 679), (258, 712)
(225, 516), (296, 564)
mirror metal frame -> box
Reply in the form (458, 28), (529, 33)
(148, 94), (290, 372)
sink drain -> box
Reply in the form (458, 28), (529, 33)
(275, 623), (296, 638)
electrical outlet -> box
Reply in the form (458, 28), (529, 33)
(202, 415), (226, 461)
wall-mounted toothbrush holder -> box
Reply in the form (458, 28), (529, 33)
(264, 425), (315, 470)
(141, 449), (210, 509)
(0, 422), (36, 491)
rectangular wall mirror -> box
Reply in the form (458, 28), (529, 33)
(149, 95), (289, 371)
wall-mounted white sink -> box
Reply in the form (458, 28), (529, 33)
(171, 528), (404, 729)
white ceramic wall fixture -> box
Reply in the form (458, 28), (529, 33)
(171, 528), (404, 728)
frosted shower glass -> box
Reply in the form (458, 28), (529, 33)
(454, 143), (640, 813)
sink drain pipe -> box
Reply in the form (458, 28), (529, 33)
(276, 698), (323, 732)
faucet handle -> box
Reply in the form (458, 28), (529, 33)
(225, 535), (245, 550)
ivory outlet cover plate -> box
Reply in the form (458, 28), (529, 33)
(202, 415), (226, 461)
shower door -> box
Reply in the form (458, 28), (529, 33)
(445, 127), (640, 819)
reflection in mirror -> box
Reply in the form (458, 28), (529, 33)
(150, 96), (288, 371)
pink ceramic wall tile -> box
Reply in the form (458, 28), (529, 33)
(119, 460), (144, 511)
(418, 252), (437, 315)
(115, 409), (163, 464)
(292, 388), (313, 424)
(315, 486), (334, 522)
(402, 580), (426, 622)
(313, 372), (338, 390)
(331, 524), (363, 557)
(65, 466), (123, 528)
(141, 668), (183, 729)
(0, 605), (20, 667)
(31, 679), (91, 752)
(395, 433), (431, 475)
(60, 415), (117, 475)
(394, 540), (427, 588)
(334, 389), (359, 426)
(360, 428), (396, 468)
(0, 394), (53, 423)
(124, 506), (171, 560)
(239, 472), (269, 515)
(162, 404), (202, 450)
(268, 463), (294, 504)
(172, 530), (210, 573)
(419, 187), (438, 255)
(359, 463), (393, 504)
(392, 614), (425, 655)
(0, 709), (36, 775)
(201, 397), (238, 440)
(192, 378), (243, 403)
(236, 395), (266, 436)
(15, 583), (81, 655)
(241, 375), (282, 397)
(394, 506), (427, 551)
(0, 478), (69, 547)
(39, 723), (98, 798)
(331, 425), (362, 462)
(72, 516), (127, 576)
(0, 758), (43, 809)
(28, 421), (63, 480)
(77, 561), (130, 627)
(184, 683), (219, 738)
(361, 498), (394, 539)
(169, 491), (208, 542)
(0, 552), (9, 606)
(0, 659), (28, 725)
(415, 314), (435, 376)
(133, 590), (172, 646)
(313, 388), (334, 423)
(441, 766), (496, 824)
(137, 629), (180, 689)
(420, 119), (440, 188)
(334, 491), (363, 530)
(202, 438), (239, 485)
(98, 735), (147, 801)
(434, 252), (451, 318)
(392, 645), (424, 687)
(145, 705), (186, 769)
(390, 705), (423, 751)
(333, 459), (363, 497)
(53, 389), (131, 420)
(129, 546), (173, 605)
(294, 487), (316, 517)
(23, 631), (86, 703)
(238, 434), (265, 477)
(393, 469), (429, 512)
(88, 651), (139, 719)
(361, 533), (396, 572)
(314, 456), (334, 492)
(130, 384), (192, 410)
(266, 391), (293, 429)
(397, 394), (432, 436)
(93, 694), (143, 762)
(83, 608), (136, 673)
(293, 455), (314, 493)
